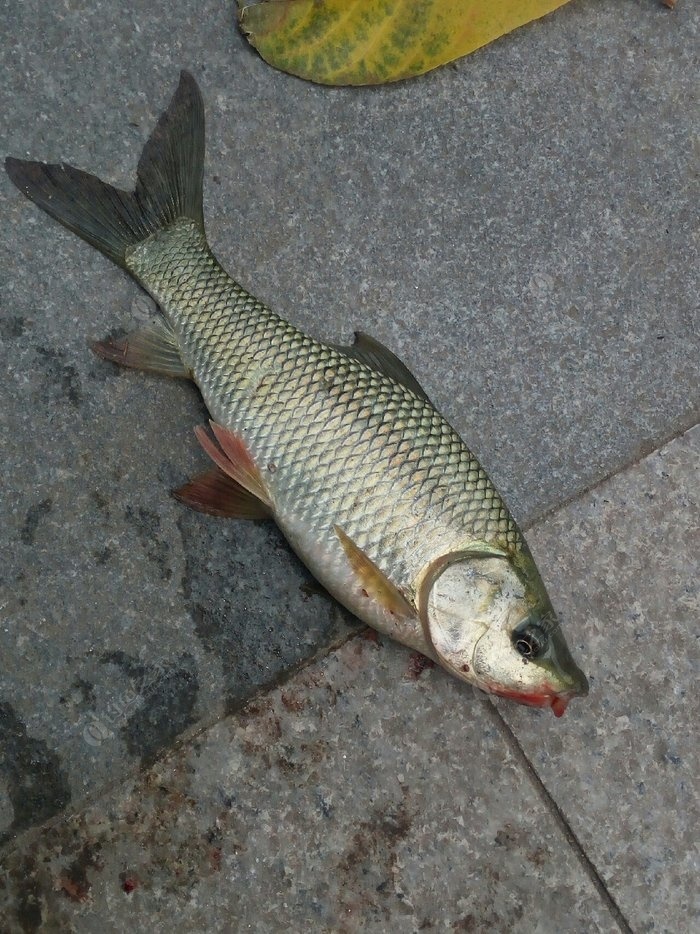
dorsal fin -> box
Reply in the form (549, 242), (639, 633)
(333, 332), (430, 402)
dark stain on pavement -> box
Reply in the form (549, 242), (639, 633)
(0, 702), (71, 845)
(93, 545), (113, 565)
(35, 346), (82, 406)
(91, 490), (111, 520)
(56, 841), (103, 903)
(100, 651), (199, 764)
(176, 511), (357, 713)
(71, 677), (97, 708)
(20, 498), (52, 545)
(124, 505), (172, 581)
(10, 855), (44, 933)
(0, 315), (26, 340)
(337, 789), (414, 918)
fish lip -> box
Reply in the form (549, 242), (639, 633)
(485, 685), (584, 717)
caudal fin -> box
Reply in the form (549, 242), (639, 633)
(5, 71), (204, 269)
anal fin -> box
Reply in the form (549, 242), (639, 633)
(334, 525), (415, 618)
(173, 467), (271, 519)
(92, 318), (191, 379)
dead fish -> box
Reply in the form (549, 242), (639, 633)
(6, 72), (588, 716)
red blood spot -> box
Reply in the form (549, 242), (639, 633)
(461, 663), (470, 673)
(58, 875), (90, 903)
(406, 652), (435, 680)
(280, 691), (305, 712)
(122, 877), (138, 894)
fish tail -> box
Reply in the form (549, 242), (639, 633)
(5, 71), (204, 270)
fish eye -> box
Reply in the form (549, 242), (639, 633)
(513, 622), (548, 659)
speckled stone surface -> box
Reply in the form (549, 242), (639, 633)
(0, 428), (697, 932)
(496, 425), (700, 933)
(1, 0), (698, 850)
(0, 638), (619, 933)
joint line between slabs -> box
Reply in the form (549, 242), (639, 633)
(487, 702), (635, 934)
(523, 409), (700, 532)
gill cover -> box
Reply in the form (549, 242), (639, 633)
(416, 546), (510, 681)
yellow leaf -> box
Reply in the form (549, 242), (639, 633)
(237, 0), (573, 86)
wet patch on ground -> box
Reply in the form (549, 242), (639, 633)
(0, 703), (71, 845)
(34, 347), (82, 407)
(177, 511), (357, 712)
(99, 651), (199, 764)
(0, 316), (26, 340)
(124, 506), (173, 582)
(19, 499), (52, 546)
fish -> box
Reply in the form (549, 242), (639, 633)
(5, 72), (588, 716)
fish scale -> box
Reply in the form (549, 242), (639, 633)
(127, 218), (521, 599)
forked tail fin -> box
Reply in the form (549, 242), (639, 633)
(5, 71), (204, 269)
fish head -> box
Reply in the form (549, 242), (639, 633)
(419, 550), (588, 716)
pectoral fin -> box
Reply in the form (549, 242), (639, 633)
(195, 422), (274, 511)
(173, 467), (271, 519)
(334, 525), (415, 618)
(92, 318), (191, 379)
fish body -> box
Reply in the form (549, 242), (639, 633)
(129, 219), (518, 650)
(6, 73), (588, 715)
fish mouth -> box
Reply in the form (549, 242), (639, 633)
(486, 686), (583, 717)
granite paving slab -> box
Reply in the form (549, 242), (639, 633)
(1, 415), (696, 932)
(1, 0), (698, 847)
(0, 637), (621, 934)
(497, 425), (700, 933)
